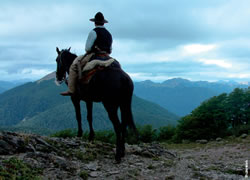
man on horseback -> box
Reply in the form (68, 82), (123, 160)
(60, 12), (113, 96)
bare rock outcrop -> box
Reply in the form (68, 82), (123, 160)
(0, 131), (249, 179)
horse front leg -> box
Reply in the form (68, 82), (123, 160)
(86, 101), (95, 141)
(71, 97), (83, 137)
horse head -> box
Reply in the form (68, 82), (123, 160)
(55, 47), (71, 84)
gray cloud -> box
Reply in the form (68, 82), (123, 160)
(0, 0), (250, 82)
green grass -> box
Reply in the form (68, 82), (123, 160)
(0, 157), (42, 180)
(50, 129), (77, 138)
(79, 170), (88, 180)
(162, 142), (207, 150)
(75, 149), (97, 162)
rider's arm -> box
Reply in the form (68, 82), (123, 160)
(85, 30), (97, 53)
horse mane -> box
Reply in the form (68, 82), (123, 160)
(61, 49), (77, 70)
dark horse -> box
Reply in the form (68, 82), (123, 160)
(55, 47), (137, 162)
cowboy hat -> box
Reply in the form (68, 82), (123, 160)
(90, 12), (108, 23)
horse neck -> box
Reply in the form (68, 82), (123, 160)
(65, 53), (77, 74)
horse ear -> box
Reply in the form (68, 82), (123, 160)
(68, 47), (71, 51)
(56, 47), (60, 54)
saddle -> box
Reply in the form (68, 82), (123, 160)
(81, 58), (115, 84)
(76, 54), (119, 84)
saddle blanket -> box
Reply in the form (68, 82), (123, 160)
(82, 58), (115, 72)
(75, 54), (116, 84)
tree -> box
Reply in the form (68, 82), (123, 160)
(175, 93), (229, 141)
(227, 88), (249, 127)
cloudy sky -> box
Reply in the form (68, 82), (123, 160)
(1, 0), (250, 83)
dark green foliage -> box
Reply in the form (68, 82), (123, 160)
(229, 124), (250, 137)
(125, 128), (140, 144)
(0, 157), (42, 180)
(126, 124), (158, 144)
(137, 125), (157, 143)
(50, 129), (77, 138)
(175, 88), (250, 141)
(94, 130), (116, 144)
(51, 125), (176, 144)
(157, 125), (176, 141)
(79, 170), (88, 180)
(226, 88), (250, 127)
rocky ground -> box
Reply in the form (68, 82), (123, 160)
(0, 131), (249, 180)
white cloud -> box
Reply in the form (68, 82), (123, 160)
(227, 73), (250, 79)
(21, 68), (52, 76)
(198, 58), (232, 69)
(183, 44), (217, 54)
(128, 72), (175, 82)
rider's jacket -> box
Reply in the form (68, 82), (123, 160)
(85, 26), (112, 54)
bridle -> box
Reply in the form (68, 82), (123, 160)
(56, 50), (68, 85)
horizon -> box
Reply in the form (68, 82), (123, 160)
(1, 1), (250, 83)
(1, 73), (249, 85)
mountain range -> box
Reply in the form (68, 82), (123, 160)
(134, 78), (249, 116)
(0, 80), (27, 94)
(0, 73), (178, 135)
(1, 72), (249, 134)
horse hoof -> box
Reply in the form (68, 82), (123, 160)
(115, 155), (122, 163)
(120, 151), (125, 158)
(77, 132), (82, 137)
(88, 133), (95, 142)
(114, 158), (121, 164)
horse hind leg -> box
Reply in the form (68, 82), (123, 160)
(120, 98), (138, 145)
(103, 102), (123, 162)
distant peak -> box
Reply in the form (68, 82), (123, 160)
(163, 78), (190, 83)
(162, 78), (191, 87)
(36, 71), (56, 84)
(139, 80), (155, 85)
(143, 80), (154, 83)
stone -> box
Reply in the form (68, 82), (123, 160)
(216, 137), (222, 141)
(86, 161), (98, 171)
(196, 140), (208, 144)
(0, 139), (13, 154)
(89, 171), (100, 177)
(182, 140), (190, 144)
(108, 170), (120, 175)
(141, 150), (155, 158)
(240, 134), (247, 139)
(53, 156), (68, 170)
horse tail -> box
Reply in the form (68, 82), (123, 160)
(120, 73), (137, 133)
(120, 95), (136, 131)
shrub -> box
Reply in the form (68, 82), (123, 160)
(138, 125), (157, 143)
(50, 129), (77, 138)
(79, 170), (88, 180)
(229, 124), (250, 137)
(94, 130), (116, 144)
(157, 125), (176, 141)
(126, 128), (140, 144)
